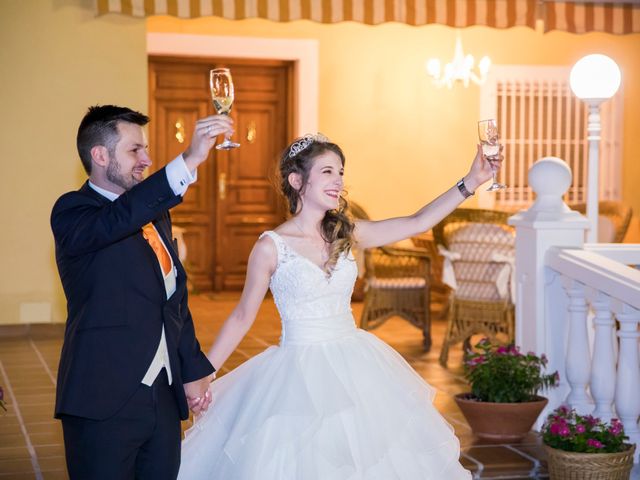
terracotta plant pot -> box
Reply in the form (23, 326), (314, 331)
(454, 393), (548, 442)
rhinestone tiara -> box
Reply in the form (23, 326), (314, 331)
(288, 133), (329, 158)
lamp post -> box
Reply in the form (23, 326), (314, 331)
(569, 54), (621, 243)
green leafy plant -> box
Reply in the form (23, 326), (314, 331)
(464, 338), (559, 403)
(542, 406), (630, 453)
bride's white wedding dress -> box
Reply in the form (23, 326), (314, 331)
(178, 231), (471, 479)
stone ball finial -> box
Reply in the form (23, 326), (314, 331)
(509, 156), (588, 228)
(529, 157), (572, 199)
(524, 157), (579, 220)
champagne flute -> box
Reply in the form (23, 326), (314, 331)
(478, 119), (505, 191)
(210, 68), (240, 150)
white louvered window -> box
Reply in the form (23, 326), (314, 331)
(478, 66), (622, 210)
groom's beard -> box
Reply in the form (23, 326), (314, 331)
(106, 155), (142, 192)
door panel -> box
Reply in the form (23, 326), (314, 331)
(154, 99), (214, 289)
(214, 65), (288, 290)
(149, 57), (290, 291)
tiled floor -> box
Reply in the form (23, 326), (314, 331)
(1, 294), (638, 479)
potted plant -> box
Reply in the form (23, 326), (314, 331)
(541, 406), (635, 479)
(455, 338), (559, 442)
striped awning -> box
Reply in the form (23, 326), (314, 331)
(96, 0), (640, 33)
(544, 1), (640, 34)
(96, 0), (537, 27)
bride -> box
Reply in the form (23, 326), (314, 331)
(178, 133), (497, 479)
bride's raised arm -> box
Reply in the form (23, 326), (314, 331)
(354, 145), (494, 249)
(206, 235), (277, 372)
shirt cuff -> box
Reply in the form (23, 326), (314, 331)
(165, 154), (197, 197)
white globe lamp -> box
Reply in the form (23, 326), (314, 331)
(570, 54), (621, 101)
(569, 54), (621, 243)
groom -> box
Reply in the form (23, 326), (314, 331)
(51, 105), (233, 479)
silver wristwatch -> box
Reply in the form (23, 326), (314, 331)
(456, 178), (474, 199)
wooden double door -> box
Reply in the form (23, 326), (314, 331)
(148, 56), (292, 291)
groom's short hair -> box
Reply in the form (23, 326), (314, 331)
(77, 105), (149, 175)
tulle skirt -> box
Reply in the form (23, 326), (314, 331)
(178, 329), (471, 479)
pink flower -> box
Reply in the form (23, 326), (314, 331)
(550, 422), (563, 435)
(587, 439), (604, 449)
(585, 415), (598, 427)
(550, 420), (571, 436)
(508, 345), (521, 356)
(609, 420), (623, 435)
(575, 424), (586, 434)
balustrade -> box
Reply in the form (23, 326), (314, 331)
(510, 156), (640, 461)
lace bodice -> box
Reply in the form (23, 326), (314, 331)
(260, 231), (358, 345)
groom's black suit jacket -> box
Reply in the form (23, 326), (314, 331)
(51, 168), (214, 421)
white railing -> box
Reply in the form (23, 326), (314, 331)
(546, 247), (640, 453)
(509, 156), (640, 462)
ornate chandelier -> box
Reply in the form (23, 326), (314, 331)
(426, 33), (491, 89)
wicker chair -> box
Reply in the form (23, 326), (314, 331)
(410, 232), (449, 318)
(567, 201), (633, 243)
(350, 202), (433, 351)
(433, 208), (516, 367)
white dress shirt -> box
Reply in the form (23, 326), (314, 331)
(88, 155), (196, 386)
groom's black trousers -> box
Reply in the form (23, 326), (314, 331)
(60, 369), (181, 480)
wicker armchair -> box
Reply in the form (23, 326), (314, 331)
(433, 208), (516, 367)
(361, 246), (432, 350)
(567, 201), (633, 243)
(350, 202), (432, 351)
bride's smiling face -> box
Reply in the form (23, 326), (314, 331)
(298, 151), (344, 212)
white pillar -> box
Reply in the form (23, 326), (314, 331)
(588, 289), (616, 422)
(562, 277), (592, 414)
(612, 301), (640, 462)
(585, 102), (602, 244)
(509, 157), (589, 415)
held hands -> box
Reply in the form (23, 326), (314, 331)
(463, 143), (504, 193)
(184, 375), (214, 415)
(183, 115), (234, 172)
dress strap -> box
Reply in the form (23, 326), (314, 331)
(259, 230), (286, 265)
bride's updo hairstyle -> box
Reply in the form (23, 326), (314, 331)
(279, 134), (355, 274)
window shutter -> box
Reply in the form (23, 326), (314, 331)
(479, 66), (622, 210)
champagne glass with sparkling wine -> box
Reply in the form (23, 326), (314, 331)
(478, 119), (505, 191)
(210, 68), (240, 150)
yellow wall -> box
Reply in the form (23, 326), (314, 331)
(0, 0), (147, 324)
(147, 17), (640, 223)
(1, 2), (638, 325)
